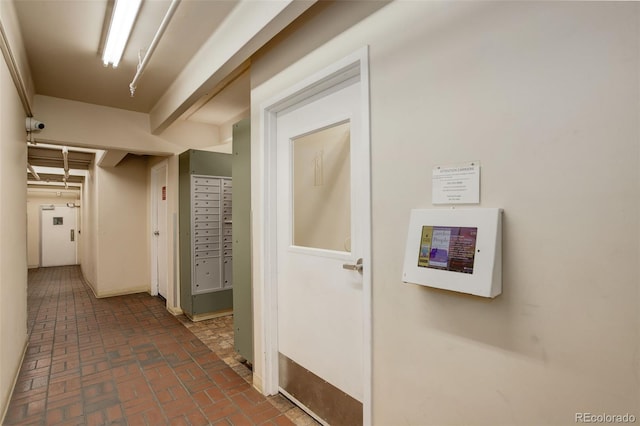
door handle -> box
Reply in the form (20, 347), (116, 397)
(342, 258), (363, 272)
(70, 229), (75, 242)
(153, 231), (160, 236)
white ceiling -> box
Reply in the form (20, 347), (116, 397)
(13, 0), (309, 186)
(14, 0), (240, 114)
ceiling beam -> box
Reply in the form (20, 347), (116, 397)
(97, 150), (129, 168)
(149, 0), (317, 134)
(27, 173), (84, 184)
(28, 146), (93, 169)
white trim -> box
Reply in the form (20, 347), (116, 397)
(259, 46), (372, 425)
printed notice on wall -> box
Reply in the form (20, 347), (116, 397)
(432, 162), (480, 204)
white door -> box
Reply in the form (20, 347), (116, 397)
(276, 78), (368, 425)
(151, 164), (168, 298)
(41, 205), (77, 267)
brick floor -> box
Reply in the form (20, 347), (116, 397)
(4, 266), (311, 426)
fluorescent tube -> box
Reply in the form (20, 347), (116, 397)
(102, 0), (142, 68)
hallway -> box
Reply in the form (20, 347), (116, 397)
(4, 266), (299, 425)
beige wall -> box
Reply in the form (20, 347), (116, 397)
(93, 155), (150, 297)
(0, 0), (35, 110)
(79, 155), (150, 298)
(26, 189), (80, 268)
(33, 95), (180, 154)
(251, 2), (639, 424)
(80, 161), (98, 290)
(33, 95), (231, 155)
(0, 44), (28, 419)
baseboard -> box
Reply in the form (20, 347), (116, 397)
(81, 271), (99, 297)
(166, 305), (183, 316)
(95, 286), (150, 298)
(184, 308), (233, 322)
(1, 337), (28, 424)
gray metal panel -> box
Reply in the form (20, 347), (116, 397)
(232, 118), (253, 364)
(179, 151), (193, 314)
(193, 288), (233, 315)
(189, 150), (232, 177)
(179, 149), (234, 317)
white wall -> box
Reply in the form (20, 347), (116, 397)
(0, 42), (28, 420)
(26, 189), (80, 268)
(251, 2), (639, 424)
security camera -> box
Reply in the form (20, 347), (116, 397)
(26, 117), (45, 131)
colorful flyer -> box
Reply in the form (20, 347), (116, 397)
(417, 226), (433, 267)
(417, 226), (478, 274)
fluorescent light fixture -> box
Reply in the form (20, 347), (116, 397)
(102, 0), (143, 68)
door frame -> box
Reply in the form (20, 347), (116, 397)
(150, 160), (169, 298)
(259, 47), (372, 424)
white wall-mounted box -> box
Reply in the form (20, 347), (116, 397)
(402, 208), (502, 298)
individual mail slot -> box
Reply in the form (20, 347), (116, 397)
(223, 258), (233, 287)
(193, 193), (220, 202)
(194, 259), (222, 293)
(223, 227), (232, 236)
(195, 185), (221, 194)
(222, 180), (232, 187)
(223, 235), (232, 243)
(193, 236), (215, 244)
(193, 207), (218, 215)
(223, 215), (232, 222)
(194, 178), (220, 187)
(193, 192), (219, 200)
(222, 242), (232, 250)
(194, 200), (215, 207)
(193, 194), (220, 202)
(195, 243), (217, 252)
(194, 250), (220, 259)
(194, 214), (220, 223)
(193, 221), (219, 230)
(193, 228), (220, 237)
(222, 193), (232, 200)
(223, 249), (232, 257)
(222, 201), (232, 208)
(222, 207), (232, 215)
(195, 181), (221, 189)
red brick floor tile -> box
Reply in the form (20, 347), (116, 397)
(202, 398), (240, 421)
(4, 266), (318, 426)
(244, 401), (282, 424)
(229, 411), (255, 426)
(185, 408), (212, 426)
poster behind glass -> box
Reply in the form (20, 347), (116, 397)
(418, 226), (478, 274)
